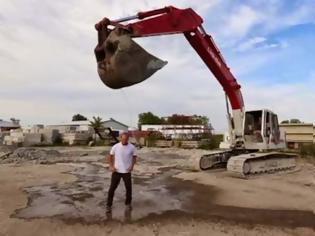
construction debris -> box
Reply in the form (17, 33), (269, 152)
(2, 128), (61, 146)
(0, 147), (61, 164)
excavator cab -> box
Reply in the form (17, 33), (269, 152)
(243, 109), (285, 150)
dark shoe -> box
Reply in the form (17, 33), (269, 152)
(124, 207), (132, 222)
(125, 204), (132, 211)
(106, 205), (112, 213)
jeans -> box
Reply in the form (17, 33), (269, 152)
(107, 172), (132, 207)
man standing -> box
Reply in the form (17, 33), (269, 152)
(106, 132), (137, 213)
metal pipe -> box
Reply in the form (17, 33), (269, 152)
(199, 25), (207, 35)
(225, 94), (231, 116)
(113, 14), (138, 23)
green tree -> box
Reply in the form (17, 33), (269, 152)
(138, 112), (163, 126)
(195, 115), (209, 126)
(281, 120), (289, 124)
(166, 114), (190, 125)
(166, 114), (210, 126)
(72, 114), (88, 121)
(290, 119), (301, 124)
(89, 116), (105, 141)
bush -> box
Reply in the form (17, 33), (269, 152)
(299, 144), (315, 159)
(199, 134), (224, 150)
(146, 132), (162, 147)
(146, 136), (157, 147)
(54, 135), (63, 145)
(173, 140), (182, 148)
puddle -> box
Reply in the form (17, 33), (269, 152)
(13, 162), (196, 223)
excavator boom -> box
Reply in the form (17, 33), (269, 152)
(95, 6), (244, 111)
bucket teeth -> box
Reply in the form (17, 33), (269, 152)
(95, 27), (167, 89)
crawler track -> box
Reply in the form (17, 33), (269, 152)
(199, 151), (297, 178)
(199, 150), (232, 170)
(227, 152), (297, 178)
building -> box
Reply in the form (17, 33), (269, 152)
(0, 119), (20, 132)
(279, 123), (315, 149)
(46, 120), (93, 133)
(46, 118), (128, 134)
(141, 124), (211, 140)
(103, 118), (128, 132)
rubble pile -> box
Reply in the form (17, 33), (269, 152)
(0, 148), (61, 164)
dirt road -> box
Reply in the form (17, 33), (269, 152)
(0, 147), (314, 236)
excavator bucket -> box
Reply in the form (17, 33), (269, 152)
(95, 27), (167, 89)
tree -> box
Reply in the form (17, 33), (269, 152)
(281, 119), (302, 124)
(290, 119), (301, 124)
(138, 112), (163, 126)
(138, 112), (210, 128)
(194, 115), (209, 126)
(166, 114), (191, 125)
(89, 116), (105, 140)
(166, 114), (209, 126)
(72, 114), (88, 121)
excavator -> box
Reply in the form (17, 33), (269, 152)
(94, 6), (296, 178)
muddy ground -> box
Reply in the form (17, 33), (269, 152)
(0, 146), (314, 236)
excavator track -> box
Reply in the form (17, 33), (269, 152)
(227, 152), (297, 178)
(199, 151), (231, 170)
(199, 149), (248, 170)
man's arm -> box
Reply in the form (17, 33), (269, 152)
(108, 145), (116, 172)
(108, 154), (116, 172)
(127, 155), (137, 172)
(132, 154), (137, 167)
(128, 145), (137, 172)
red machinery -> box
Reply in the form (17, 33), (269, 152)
(95, 6), (243, 110)
(94, 6), (296, 177)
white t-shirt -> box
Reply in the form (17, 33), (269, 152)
(110, 142), (136, 173)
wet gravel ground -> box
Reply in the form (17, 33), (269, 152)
(12, 152), (315, 229)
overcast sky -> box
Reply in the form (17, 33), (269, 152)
(1, 0), (315, 132)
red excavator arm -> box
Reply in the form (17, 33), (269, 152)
(95, 6), (244, 111)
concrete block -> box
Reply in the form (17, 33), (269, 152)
(24, 133), (42, 146)
(62, 132), (91, 145)
(3, 135), (24, 145)
(181, 140), (200, 149)
(155, 140), (173, 148)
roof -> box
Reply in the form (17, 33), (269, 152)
(141, 124), (205, 127)
(47, 118), (128, 127)
(103, 118), (128, 128)
(48, 120), (91, 126)
(0, 120), (20, 128)
(280, 123), (314, 127)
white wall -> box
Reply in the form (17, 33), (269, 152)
(141, 124), (207, 136)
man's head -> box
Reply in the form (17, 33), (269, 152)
(120, 132), (129, 145)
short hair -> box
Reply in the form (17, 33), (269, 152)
(120, 132), (129, 137)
